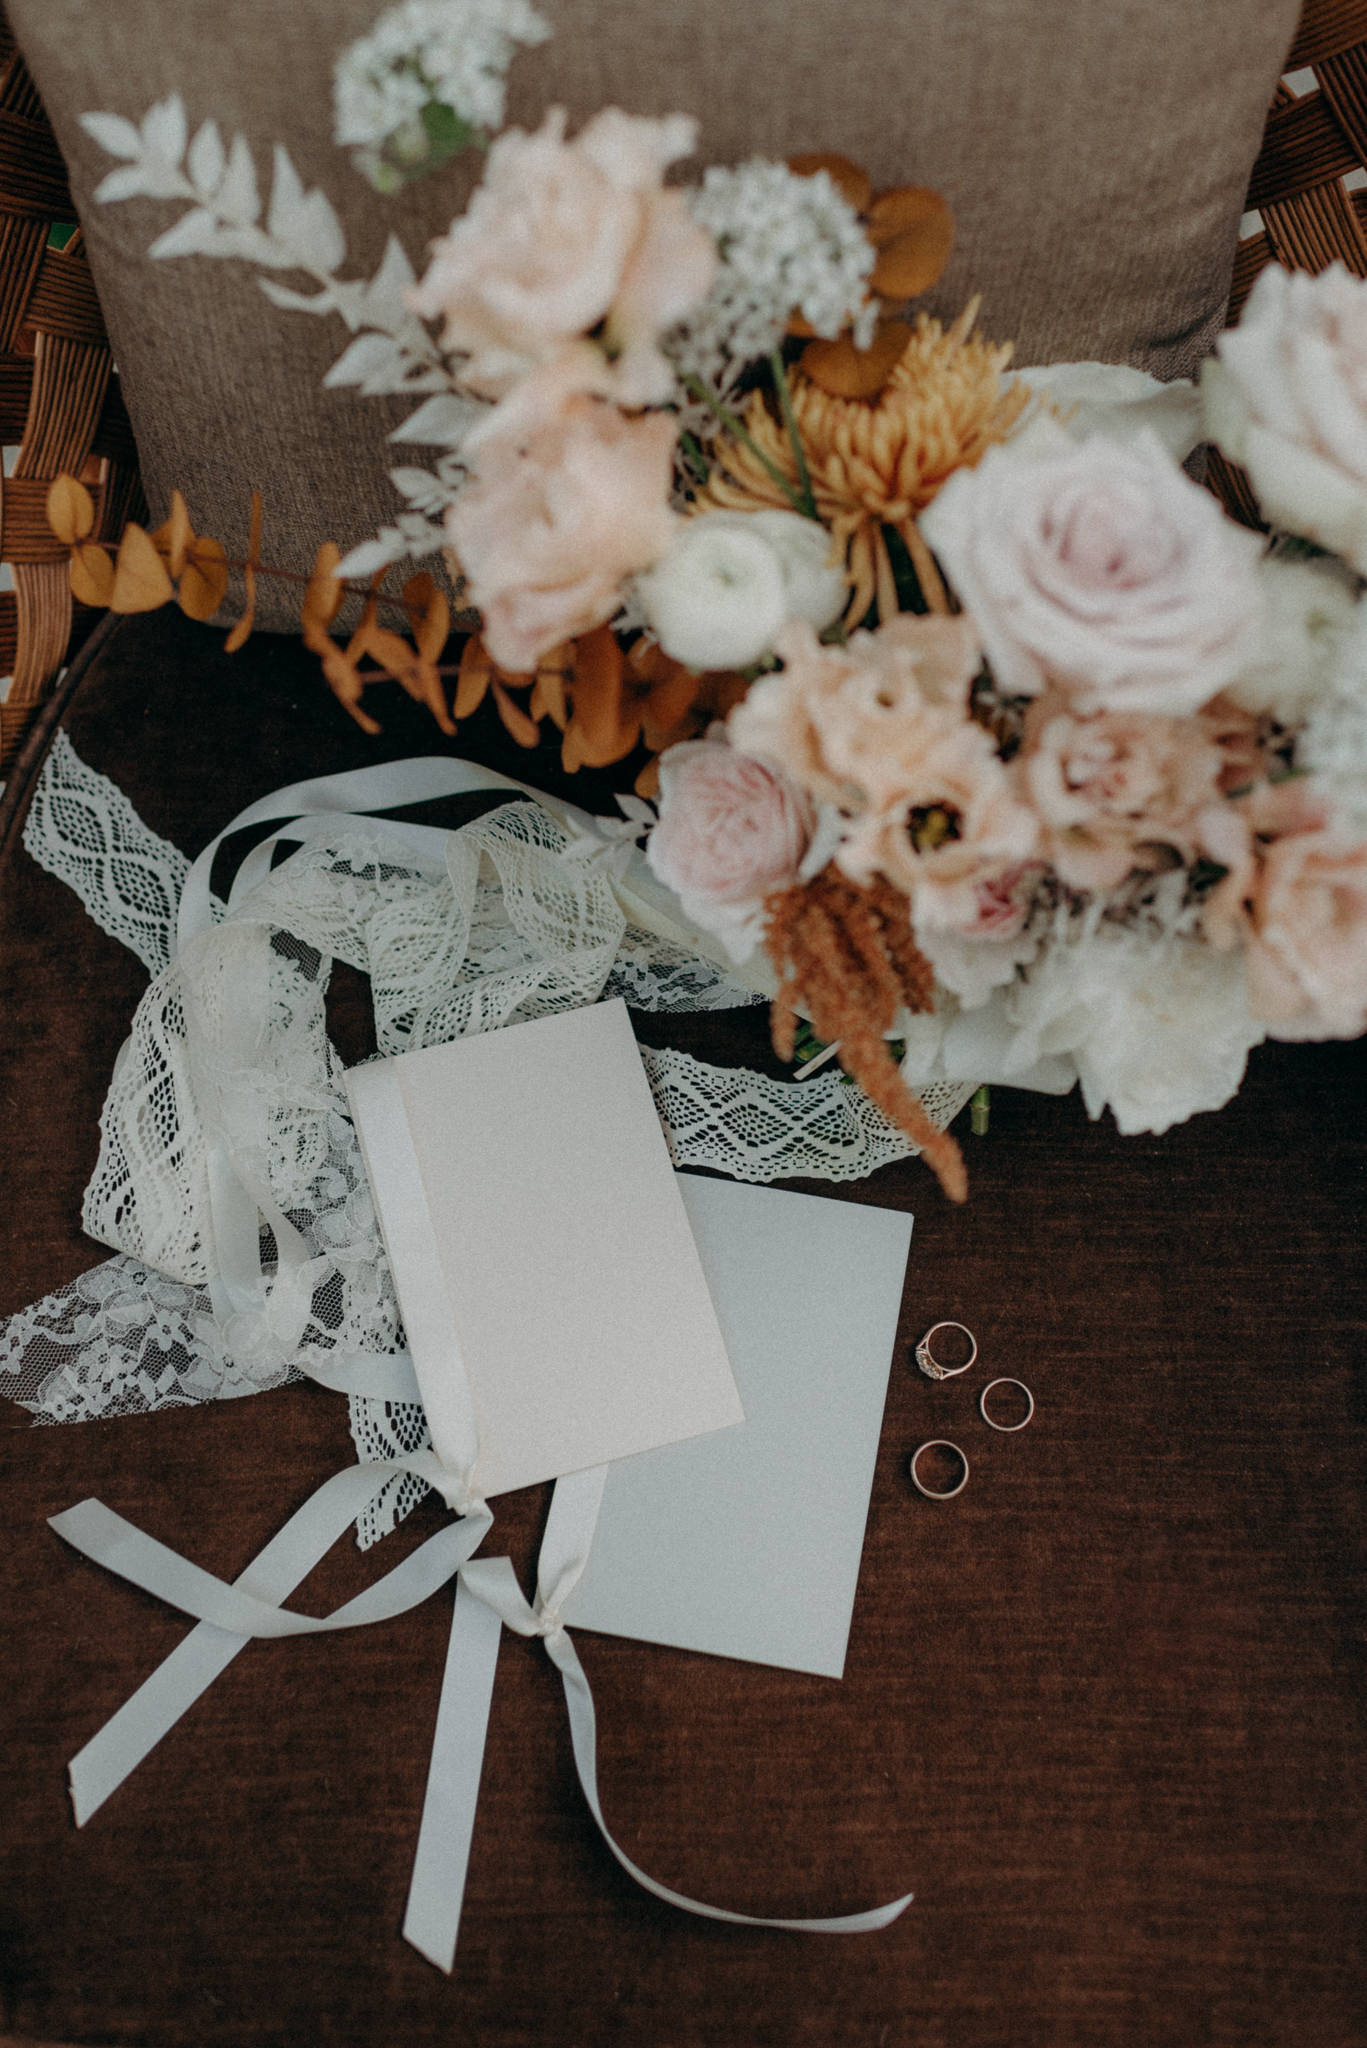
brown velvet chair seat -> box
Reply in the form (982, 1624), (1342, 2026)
(1, 609), (1364, 2048)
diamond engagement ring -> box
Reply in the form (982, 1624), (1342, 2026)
(914, 1320), (978, 1380)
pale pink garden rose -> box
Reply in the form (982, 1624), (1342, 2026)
(645, 736), (814, 962)
(1202, 262), (1367, 575)
(1202, 779), (1367, 1039)
(1245, 824), (1367, 1039)
(447, 393), (677, 671)
(408, 106), (715, 408)
(1016, 696), (1228, 891)
(918, 428), (1264, 716)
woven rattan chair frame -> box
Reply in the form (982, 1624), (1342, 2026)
(0, 10), (143, 772)
(0, 0), (1360, 762)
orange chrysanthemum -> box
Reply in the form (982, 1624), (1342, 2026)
(698, 301), (1029, 626)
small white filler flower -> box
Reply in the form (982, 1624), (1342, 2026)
(334, 0), (552, 189)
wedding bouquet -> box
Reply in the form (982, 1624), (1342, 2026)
(64, 0), (1367, 1200)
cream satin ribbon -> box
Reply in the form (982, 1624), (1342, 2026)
(50, 1457), (912, 1971)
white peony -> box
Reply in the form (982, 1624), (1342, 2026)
(1202, 261), (1367, 574)
(998, 927), (1266, 1135)
(635, 510), (845, 671)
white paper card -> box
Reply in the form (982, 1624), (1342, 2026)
(561, 1173), (913, 1680)
(345, 1002), (743, 1500)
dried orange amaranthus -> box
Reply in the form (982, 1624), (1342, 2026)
(765, 867), (968, 1203)
(699, 305), (1029, 625)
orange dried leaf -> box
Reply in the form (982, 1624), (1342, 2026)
(530, 660), (568, 730)
(223, 606), (254, 654)
(787, 151), (872, 214)
(492, 679), (541, 748)
(454, 634), (495, 719)
(47, 473), (95, 547)
(69, 540), (115, 607)
(109, 523), (175, 612)
(302, 542), (345, 631)
(320, 642), (383, 735)
(867, 189), (954, 299)
(151, 489), (194, 578)
(402, 572), (451, 661)
(800, 318), (913, 400)
(639, 661), (705, 749)
(178, 535), (229, 621)
(225, 487), (263, 653)
(566, 625), (637, 766)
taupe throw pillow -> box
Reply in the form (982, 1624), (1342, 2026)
(9, 0), (1299, 627)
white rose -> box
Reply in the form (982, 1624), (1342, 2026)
(636, 510), (844, 671)
(920, 428), (1264, 715)
(1202, 261), (1367, 573)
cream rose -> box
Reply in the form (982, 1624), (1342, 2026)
(447, 393), (677, 671)
(1202, 261), (1367, 575)
(408, 106), (716, 406)
(919, 429), (1264, 716)
(645, 736), (814, 961)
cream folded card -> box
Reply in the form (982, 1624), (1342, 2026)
(562, 1173), (913, 1680)
(344, 1000), (744, 1500)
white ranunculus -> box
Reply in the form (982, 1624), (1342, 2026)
(636, 514), (790, 669)
(735, 509), (848, 630)
(635, 510), (845, 671)
(1009, 361), (1203, 461)
(1202, 261), (1367, 573)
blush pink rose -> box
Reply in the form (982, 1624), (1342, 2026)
(919, 429), (1265, 716)
(408, 107), (715, 408)
(1017, 697), (1227, 891)
(646, 737), (814, 962)
(447, 393), (677, 671)
(1219, 786), (1367, 1039)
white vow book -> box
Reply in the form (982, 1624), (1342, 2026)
(344, 1000), (744, 1500)
(563, 1173), (913, 1679)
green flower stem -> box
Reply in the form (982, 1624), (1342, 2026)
(681, 374), (810, 516)
(768, 348), (818, 520)
(970, 1085), (991, 1137)
(678, 428), (711, 484)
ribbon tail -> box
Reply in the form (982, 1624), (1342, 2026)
(545, 1629), (913, 1934)
(67, 1461), (391, 1825)
(60, 1457), (488, 1823)
(403, 1577), (504, 1973)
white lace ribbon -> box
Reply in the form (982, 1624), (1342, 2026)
(49, 1460), (912, 1970)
